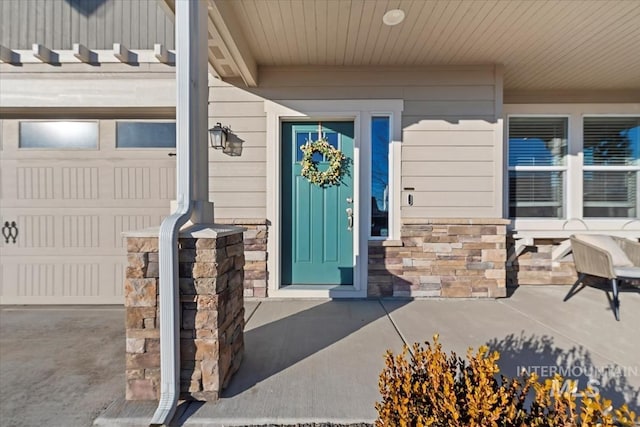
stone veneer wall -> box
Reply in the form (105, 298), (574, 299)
(368, 219), (509, 298)
(217, 219), (268, 298)
(124, 229), (244, 401)
(507, 238), (640, 287)
(507, 239), (578, 286)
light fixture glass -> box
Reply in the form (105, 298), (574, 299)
(383, 9), (405, 26)
(208, 122), (229, 149)
(223, 139), (243, 157)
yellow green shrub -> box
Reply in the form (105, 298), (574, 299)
(375, 335), (636, 427)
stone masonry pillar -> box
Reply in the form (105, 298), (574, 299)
(123, 226), (244, 401)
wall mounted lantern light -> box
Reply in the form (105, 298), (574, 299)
(223, 139), (243, 157)
(208, 122), (229, 149)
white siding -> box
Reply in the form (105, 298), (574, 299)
(208, 65), (503, 219)
(209, 77), (267, 219)
(0, 0), (174, 50)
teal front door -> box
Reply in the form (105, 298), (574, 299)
(282, 121), (354, 286)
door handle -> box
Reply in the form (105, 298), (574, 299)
(346, 208), (353, 231)
(2, 221), (18, 244)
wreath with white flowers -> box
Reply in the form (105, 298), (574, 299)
(300, 139), (347, 187)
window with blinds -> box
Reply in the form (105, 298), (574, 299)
(508, 117), (568, 218)
(583, 117), (639, 218)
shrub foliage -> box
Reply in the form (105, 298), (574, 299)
(375, 335), (636, 427)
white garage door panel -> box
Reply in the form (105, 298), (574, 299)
(0, 209), (166, 256)
(0, 119), (175, 304)
(0, 256), (125, 304)
(1, 160), (176, 207)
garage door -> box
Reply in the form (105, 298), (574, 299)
(0, 119), (176, 304)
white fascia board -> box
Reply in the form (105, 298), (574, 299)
(0, 77), (176, 108)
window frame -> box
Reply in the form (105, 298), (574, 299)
(504, 105), (640, 232)
(507, 114), (570, 219)
(581, 114), (639, 219)
(115, 119), (177, 150)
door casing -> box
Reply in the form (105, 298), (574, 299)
(265, 99), (404, 298)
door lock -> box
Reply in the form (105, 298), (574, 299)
(346, 208), (353, 231)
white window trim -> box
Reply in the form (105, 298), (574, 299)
(504, 104), (640, 235)
(265, 99), (403, 298)
(506, 114), (570, 220)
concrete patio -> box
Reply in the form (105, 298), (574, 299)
(2, 285), (639, 427)
(97, 285), (640, 426)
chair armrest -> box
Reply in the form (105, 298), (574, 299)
(570, 236), (617, 279)
(614, 238), (640, 266)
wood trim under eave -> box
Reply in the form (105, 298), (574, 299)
(0, 107), (176, 119)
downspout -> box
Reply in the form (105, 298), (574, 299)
(150, 1), (209, 425)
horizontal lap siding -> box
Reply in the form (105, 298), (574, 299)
(403, 119), (499, 218)
(399, 66), (500, 219)
(208, 65), (501, 220)
(209, 78), (267, 218)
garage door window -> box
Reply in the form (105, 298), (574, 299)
(19, 121), (98, 149)
(116, 122), (176, 148)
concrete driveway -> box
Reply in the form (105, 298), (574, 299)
(0, 306), (125, 427)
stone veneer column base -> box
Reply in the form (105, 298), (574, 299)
(124, 225), (245, 401)
(216, 219), (268, 298)
(368, 219), (510, 298)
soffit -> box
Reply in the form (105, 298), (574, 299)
(213, 0), (640, 91)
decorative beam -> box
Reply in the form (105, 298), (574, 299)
(32, 44), (57, 63)
(113, 43), (135, 63)
(0, 45), (19, 64)
(73, 43), (94, 63)
(0, 48), (176, 64)
(157, 0), (175, 23)
(208, 0), (258, 87)
(154, 43), (174, 64)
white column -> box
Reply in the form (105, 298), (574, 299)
(152, 1), (213, 424)
(175, 0), (213, 225)
(190, 0), (213, 223)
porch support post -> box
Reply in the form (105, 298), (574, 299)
(187, 0), (214, 224)
(151, 0), (212, 425)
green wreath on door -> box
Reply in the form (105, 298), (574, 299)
(300, 138), (347, 187)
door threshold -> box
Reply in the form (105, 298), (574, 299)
(270, 284), (365, 298)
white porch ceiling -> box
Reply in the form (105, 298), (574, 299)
(174, 0), (640, 91)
